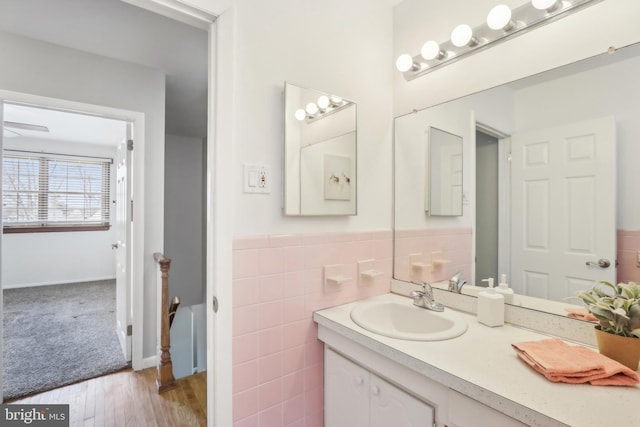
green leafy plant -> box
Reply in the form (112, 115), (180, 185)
(577, 281), (640, 338)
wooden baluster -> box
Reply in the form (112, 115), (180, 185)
(155, 254), (176, 393)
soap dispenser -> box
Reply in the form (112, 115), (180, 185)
(495, 274), (515, 304)
(478, 278), (504, 327)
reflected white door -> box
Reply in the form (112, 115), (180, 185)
(510, 116), (616, 302)
(115, 127), (132, 361)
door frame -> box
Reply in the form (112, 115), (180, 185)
(122, 2), (227, 426)
(0, 89), (146, 375)
(474, 122), (511, 286)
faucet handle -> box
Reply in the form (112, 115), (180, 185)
(421, 282), (433, 298)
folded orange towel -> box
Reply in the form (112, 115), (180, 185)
(512, 338), (639, 386)
(564, 307), (598, 322)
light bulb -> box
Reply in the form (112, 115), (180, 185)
(317, 95), (330, 110)
(294, 109), (306, 121)
(487, 4), (513, 31)
(451, 24), (476, 48)
(421, 40), (445, 60)
(532, 0), (561, 11)
(305, 103), (318, 115)
(396, 53), (416, 72)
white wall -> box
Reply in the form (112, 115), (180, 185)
(0, 31), (165, 358)
(164, 134), (205, 306)
(222, 0), (395, 235)
(2, 138), (117, 288)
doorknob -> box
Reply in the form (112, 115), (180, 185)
(585, 258), (611, 269)
(112, 243), (119, 250)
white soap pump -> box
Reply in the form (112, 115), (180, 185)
(477, 278), (504, 327)
(495, 274), (515, 304)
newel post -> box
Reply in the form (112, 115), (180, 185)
(155, 253), (176, 393)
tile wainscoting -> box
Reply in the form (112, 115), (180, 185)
(232, 230), (392, 427)
(618, 229), (640, 283)
(394, 227), (473, 284)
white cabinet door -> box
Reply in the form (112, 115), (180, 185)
(325, 348), (435, 427)
(370, 374), (435, 427)
(325, 348), (370, 427)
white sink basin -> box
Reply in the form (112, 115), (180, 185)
(350, 299), (468, 341)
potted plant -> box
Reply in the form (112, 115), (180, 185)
(577, 281), (640, 370)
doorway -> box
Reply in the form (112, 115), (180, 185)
(1, 100), (137, 399)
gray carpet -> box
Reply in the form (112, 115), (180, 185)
(3, 280), (129, 400)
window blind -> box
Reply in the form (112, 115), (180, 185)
(2, 150), (112, 231)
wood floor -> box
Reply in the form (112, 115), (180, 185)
(8, 368), (207, 427)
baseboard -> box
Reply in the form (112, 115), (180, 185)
(2, 276), (116, 289)
(142, 356), (158, 370)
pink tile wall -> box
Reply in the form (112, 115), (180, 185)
(232, 231), (392, 427)
(618, 229), (640, 283)
(394, 228), (473, 284)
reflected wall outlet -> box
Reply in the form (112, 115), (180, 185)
(243, 164), (270, 194)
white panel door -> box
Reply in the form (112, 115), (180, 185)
(370, 374), (435, 427)
(325, 348), (369, 427)
(510, 116), (616, 301)
(115, 129), (132, 361)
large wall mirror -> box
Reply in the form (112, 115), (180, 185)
(394, 42), (640, 316)
(283, 82), (357, 216)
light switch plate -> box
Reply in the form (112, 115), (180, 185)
(243, 164), (271, 194)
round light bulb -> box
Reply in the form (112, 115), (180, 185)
(330, 95), (343, 104)
(487, 4), (513, 30)
(451, 24), (474, 48)
(532, 0), (560, 11)
(317, 95), (330, 110)
(294, 108), (306, 121)
(421, 40), (443, 60)
(305, 102), (318, 115)
(395, 53), (415, 72)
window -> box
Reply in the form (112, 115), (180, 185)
(2, 150), (112, 233)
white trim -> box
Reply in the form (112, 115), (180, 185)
(142, 355), (159, 369)
(209, 11), (233, 427)
(0, 89), (146, 373)
(2, 276), (117, 290)
(120, 0), (217, 30)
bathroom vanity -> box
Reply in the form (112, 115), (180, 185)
(314, 292), (640, 427)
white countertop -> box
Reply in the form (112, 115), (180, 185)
(313, 293), (640, 427)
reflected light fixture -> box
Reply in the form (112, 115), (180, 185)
(294, 94), (353, 122)
(294, 108), (306, 121)
(487, 4), (515, 31)
(317, 95), (330, 111)
(305, 102), (319, 116)
(396, 0), (597, 81)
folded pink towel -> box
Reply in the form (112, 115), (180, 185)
(564, 307), (598, 322)
(512, 338), (639, 386)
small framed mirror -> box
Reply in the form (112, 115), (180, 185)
(426, 126), (463, 216)
(283, 82), (357, 216)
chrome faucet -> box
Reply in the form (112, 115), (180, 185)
(448, 271), (467, 294)
(410, 282), (445, 312)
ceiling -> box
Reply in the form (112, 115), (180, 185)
(3, 103), (127, 146)
(0, 0), (208, 141)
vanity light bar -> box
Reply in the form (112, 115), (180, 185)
(294, 95), (353, 123)
(397, 0), (601, 81)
